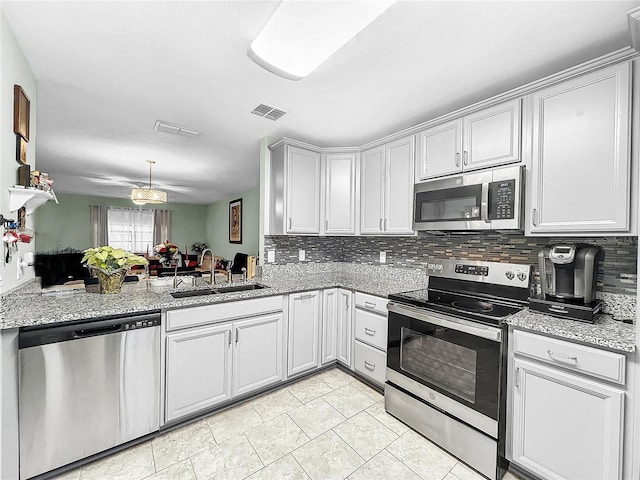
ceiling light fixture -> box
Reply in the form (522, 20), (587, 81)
(131, 160), (167, 205)
(248, 0), (395, 81)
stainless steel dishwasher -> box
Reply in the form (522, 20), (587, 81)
(18, 312), (161, 479)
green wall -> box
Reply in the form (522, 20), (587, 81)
(205, 187), (259, 260)
(34, 193), (208, 253)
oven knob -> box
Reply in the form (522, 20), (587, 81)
(517, 271), (528, 282)
(505, 270), (515, 280)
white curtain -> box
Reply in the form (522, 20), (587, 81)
(89, 205), (109, 247)
(107, 207), (154, 253)
(153, 209), (172, 246)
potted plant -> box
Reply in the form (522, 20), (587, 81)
(81, 246), (148, 294)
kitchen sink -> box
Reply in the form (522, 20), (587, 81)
(214, 284), (268, 293)
(170, 284), (268, 298)
(170, 289), (216, 298)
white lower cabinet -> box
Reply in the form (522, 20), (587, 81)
(322, 288), (353, 367)
(164, 297), (284, 423)
(510, 332), (625, 480)
(353, 293), (388, 387)
(233, 314), (283, 397)
(165, 323), (233, 422)
(321, 289), (338, 365)
(336, 289), (353, 367)
(287, 291), (321, 377)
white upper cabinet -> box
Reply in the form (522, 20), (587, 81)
(287, 146), (322, 234)
(361, 136), (415, 235)
(463, 100), (521, 170)
(360, 145), (386, 234)
(417, 99), (521, 180)
(385, 136), (415, 234)
(324, 153), (357, 235)
(527, 62), (631, 234)
(417, 119), (462, 179)
(269, 142), (321, 235)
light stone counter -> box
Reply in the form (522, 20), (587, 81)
(0, 263), (429, 329)
(504, 308), (636, 353)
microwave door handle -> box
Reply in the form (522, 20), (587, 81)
(481, 183), (490, 223)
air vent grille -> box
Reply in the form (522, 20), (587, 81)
(154, 121), (200, 137)
(251, 104), (286, 121)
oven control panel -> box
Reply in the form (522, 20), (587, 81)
(454, 264), (488, 276)
(427, 258), (531, 288)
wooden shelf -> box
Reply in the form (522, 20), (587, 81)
(8, 186), (58, 214)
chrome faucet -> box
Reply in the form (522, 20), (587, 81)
(173, 263), (183, 288)
(199, 248), (214, 284)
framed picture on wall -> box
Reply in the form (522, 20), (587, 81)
(13, 85), (30, 142)
(229, 198), (242, 244)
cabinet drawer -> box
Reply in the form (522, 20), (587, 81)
(166, 296), (284, 331)
(513, 329), (626, 385)
(354, 308), (387, 351)
(354, 292), (388, 315)
(354, 340), (386, 386)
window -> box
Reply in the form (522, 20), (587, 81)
(107, 208), (154, 253)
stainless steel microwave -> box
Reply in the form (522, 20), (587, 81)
(413, 165), (524, 231)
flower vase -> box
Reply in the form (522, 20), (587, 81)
(95, 269), (127, 294)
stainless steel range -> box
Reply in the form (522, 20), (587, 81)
(385, 258), (531, 480)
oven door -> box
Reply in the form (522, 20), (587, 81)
(387, 302), (502, 434)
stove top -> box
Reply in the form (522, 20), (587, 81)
(389, 258), (532, 327)
(388, 288), (525, 326)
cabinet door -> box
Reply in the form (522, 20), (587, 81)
(528, 62), (631, 233)
(287, 291), (321, 377)
(511, 358), (624, 480)
(360, 146), (385, 234)
(165, 324), (232, 422)
(325, 153), (357, 235)
(417, 119), (462, 180)
(286, 146), (321, 234)
(321, 289), (338, 365)
(463, 99), (521, 171)
(336, 289), (353, 367)
(384, 136), (415, 234)
(233, 313), (283, 397)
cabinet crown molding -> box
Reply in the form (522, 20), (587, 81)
(271, 47), (638, 155)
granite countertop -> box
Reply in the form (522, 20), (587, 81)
(504, 308), (636, 353)
(0, 263), (429, 329)
(2, 263), (636, 355)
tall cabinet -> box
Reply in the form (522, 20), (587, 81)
(360, 135), (415, 235)
(527, 62), (631, 234)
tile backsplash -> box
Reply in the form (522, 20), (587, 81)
(264, 233), (638, 295)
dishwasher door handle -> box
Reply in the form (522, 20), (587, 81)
(73, 324), (122, 339)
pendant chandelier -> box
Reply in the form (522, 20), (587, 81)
(131, 160), (167, 205)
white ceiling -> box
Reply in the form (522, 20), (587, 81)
(2, 0), (638, 205)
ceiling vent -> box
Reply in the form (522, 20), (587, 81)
(154, 121), (200, 137)
(251, 104), (286, 121)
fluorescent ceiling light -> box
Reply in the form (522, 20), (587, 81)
(248, 0), (395, 80)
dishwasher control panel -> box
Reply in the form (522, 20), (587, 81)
(123, 318), (161, 330)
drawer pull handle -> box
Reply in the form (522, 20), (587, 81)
(299, 294), (315, 300)
(364, 327), (376, 336)
(365, 301), (377, 309)
(547, 349), (577, 362)
(548, 305), (569, 314)
(364, 360), (376, 370)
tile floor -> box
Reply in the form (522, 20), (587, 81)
(53, 368), (523, 480)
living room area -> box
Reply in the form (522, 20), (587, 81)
(32, 187), (259, 287)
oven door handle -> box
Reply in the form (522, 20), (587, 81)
(387, 302), (502, 342)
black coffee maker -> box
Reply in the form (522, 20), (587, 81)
(528, 244), (602, 322)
